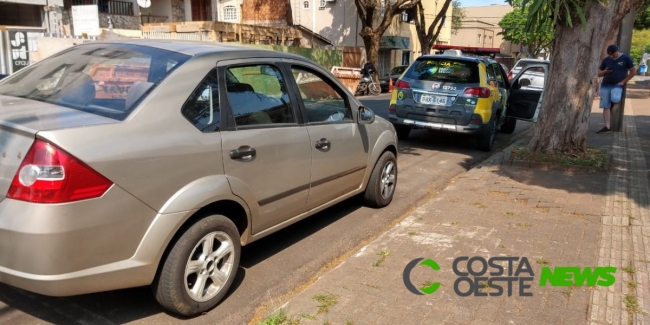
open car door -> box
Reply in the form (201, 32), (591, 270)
(506, 64), (548, 123)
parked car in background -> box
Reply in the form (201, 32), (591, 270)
(0, 40), (398, 317)
(388, 54), (548, 151)
(508, 58), (550, 88)
(380, 65), (408, 92)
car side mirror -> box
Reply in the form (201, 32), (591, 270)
(520, 78), (531, 87)
(359, 106), (375, 124)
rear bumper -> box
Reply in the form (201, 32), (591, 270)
(0, 186), (190, 296)
(388, 114), (485, 135)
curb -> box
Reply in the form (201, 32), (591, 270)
(470, 126), (535, 170)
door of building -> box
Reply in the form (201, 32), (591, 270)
(191, 0), (211, 21)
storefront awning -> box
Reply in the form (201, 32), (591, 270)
(380, 36), (409, 50)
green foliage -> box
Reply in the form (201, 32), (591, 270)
(506, 0), (588, 32)
(499, 1), (554, 56)
(452, 0), (466, 35)
(635, 6), (650, 30)
(631, 29), (650, 64)
(250, 44), (342, 70)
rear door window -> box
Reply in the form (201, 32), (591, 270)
(404, 58), (479, 83)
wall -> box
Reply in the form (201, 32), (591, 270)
(291, 0), (362, 47)
(450, 4), (517, 55)
(251, 44), (342, 71)
(243, 0), (288, 27)
(99, 13), (140, 30)
(139, 0), (172, 22)
(171, 0), (185, 21)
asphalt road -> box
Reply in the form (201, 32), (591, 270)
(0, 93), (533, 325)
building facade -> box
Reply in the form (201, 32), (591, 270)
(450, 4), (521, 57)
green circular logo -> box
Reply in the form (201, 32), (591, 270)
(397, 91), (404, 100)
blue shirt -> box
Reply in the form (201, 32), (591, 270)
(599, 53), (635, 85)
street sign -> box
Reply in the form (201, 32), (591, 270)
(8, 30), (30, 73)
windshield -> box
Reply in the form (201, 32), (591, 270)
(390, 66), (407, 75)
(0, 43), (191, 120)
(404, 59), (479, 83)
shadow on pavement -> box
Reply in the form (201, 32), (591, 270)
(0, 199), (365, 324)
(473, 102), (650, 212)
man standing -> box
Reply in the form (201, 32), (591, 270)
(596, 44), (636, 133)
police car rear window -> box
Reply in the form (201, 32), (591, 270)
(404, 59), (479, 84)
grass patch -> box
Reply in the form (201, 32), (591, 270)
(313, 293), (338, 314)
(260, 309), (301, 325)
(536, 258), (550, 266)
(498, 244), (507, 249)
(625, 295), (646, 314)
(623, 266), (636, 274)
(470, 201), (488, 209)
(345, 321), (355, 325)
(422, 280), (435, 287)
(373, 250), (391, 267)
(628, 282), (637, 289)
(408, 231), (417, 236)
(503, 211), (516, 217)
(510, 147), (609, 168)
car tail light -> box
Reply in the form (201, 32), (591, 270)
(7, 139), (113, 203)
(463, 87), (491, 98)
(507, 71), (513, 82)
(389, 105), (396, 113)
(395, 79), (410, 89)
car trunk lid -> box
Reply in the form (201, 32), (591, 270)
(0, 95), (118, 201)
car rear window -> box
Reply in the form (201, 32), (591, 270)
(404, 58), (479, 83)
(514, 60), (543, 70)
(0, 43), (191, 120)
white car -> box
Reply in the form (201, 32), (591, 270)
(508, 59), (549, 89)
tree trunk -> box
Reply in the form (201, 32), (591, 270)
(363, 32), (380, 82)
(526, 0), (637, 154)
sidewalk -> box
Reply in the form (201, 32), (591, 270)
(259, 94), (650, 325)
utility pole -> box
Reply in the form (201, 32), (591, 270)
(611, 8), (636, 132)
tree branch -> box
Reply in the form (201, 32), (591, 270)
(427, 0), (452, 38)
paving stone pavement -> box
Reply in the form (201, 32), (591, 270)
(588, 99), (650, 325)
(261, 100), (650, 325)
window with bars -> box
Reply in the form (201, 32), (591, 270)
(223, 5), (238, 21)
(303, 1), (310, 9)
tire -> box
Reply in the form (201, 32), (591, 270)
(153, 214), (241, 317)
(368, 83), (381, 95)
(500, 117), (517, 134)
(363, 151), (397, 208)
(476, 117), (497, 152)
(395, 124), (411, 140)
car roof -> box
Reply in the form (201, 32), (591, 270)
(416, 54), (490, 64)
(72, 39), (311, 61)
(516, 58), (550, 63)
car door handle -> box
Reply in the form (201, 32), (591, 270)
(315, 138), (331, 150)
(230, 146), (256, 160)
